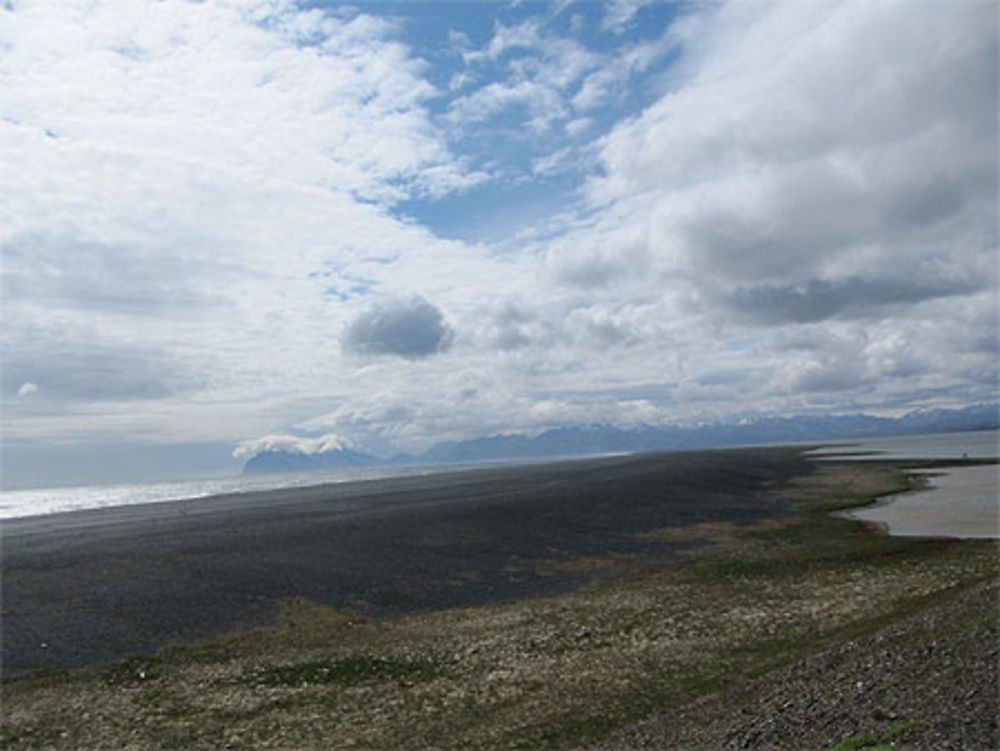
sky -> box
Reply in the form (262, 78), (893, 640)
(1, 0), (997, 488)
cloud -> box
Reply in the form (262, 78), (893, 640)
(2, 339), (192, 402)
(488, 302), (537, 351)
(0, 0), (469, 208)
(787, 359), (870, 395)
(545, 208), (651, 288)
(3, 0), (996, 485)
(601, 0), (657, 32)
(446, 14), (670, 146)
(0, 0), (498, 450)
(232, 432), (353, 461)
(725, 276), (980, 325)
(556, 0), (996, 339)
(294, 377), (676, 455)
(342, 295), (455, 359)
(1, 234), (207, 314)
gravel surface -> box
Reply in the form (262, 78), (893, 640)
(2, 448), (809, 675)
(589, 579), (1000, 751)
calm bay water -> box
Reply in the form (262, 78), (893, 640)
(817, 429), (998, 539)
(840, 464), (999, 539)
(807, 429), (998, 460)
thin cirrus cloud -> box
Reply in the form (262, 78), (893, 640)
(0, 0), (996, 486)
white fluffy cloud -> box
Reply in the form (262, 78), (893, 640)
(232, 432), (353, 460)
(16, 382), (38, 398)
(544, 0), (996, 404)
(0, 0), (498, 439)
(2, 0), (995, 484)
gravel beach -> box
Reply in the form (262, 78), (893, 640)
(3, 447), (996, 751)
(2, 447), (810, 676)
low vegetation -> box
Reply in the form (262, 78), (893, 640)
(2, 462), (997, 749)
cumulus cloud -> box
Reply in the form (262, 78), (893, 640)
(0, 0), (495, 452)
(586, 1), (997, 299)
(232, 433), (353, 461)
(540, 0), (997, 413)
(342, 295), (455, 359)
(16, 382), (38, 398)
(295, 380), (676, 455)
(488, 302), (537, 351)
(544, 208), (651, 288)
(3, 0), (996, 484)
(0, 0), (468, 207)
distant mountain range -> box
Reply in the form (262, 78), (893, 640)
(242, 403), (998, 475)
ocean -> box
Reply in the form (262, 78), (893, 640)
(814, 429), (998, 539)
(0, 463), (452, 521)
(806, 429), (999, 460)
(839, 464), (999, 539)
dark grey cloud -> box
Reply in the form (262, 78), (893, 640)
(696, 368), (763, 387)
(684, 208), (849, 283)
(579, 315), (637, 348)
(491, 302), (535, 350)
(1, 234), (206, 314)
(342, 295), (454, 359)
(884, 179), (966, 229)
(725, 276), (979, 325)
(792, 363), (871, 394)
(3, 339), (193, 402)
(555, 255), (632, 288)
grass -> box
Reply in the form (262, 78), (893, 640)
(240, 654), (444, 689)
(2, 461), (997, 750)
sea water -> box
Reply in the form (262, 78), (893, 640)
(0, 464), (448, 521)
(840, 464), (999, 539)
(814, 429), (998, 539)
(806, 429), (998, 460)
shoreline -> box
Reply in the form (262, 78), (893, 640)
(4, 450), (996, 677)
(2, 451), (997, 749)
(2, 446), (813, 676)
(2, 453), (996, 750)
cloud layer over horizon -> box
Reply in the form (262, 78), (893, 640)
(2, 0), (996, 484)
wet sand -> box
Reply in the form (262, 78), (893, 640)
(1, 447), (811, 677)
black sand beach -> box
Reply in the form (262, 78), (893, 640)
(4, 448), (997, 750)
(1, 447), (811, 676)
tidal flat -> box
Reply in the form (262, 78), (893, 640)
(2, 450), (997, 749)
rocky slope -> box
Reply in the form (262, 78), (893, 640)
(589, 579), (999, 751)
